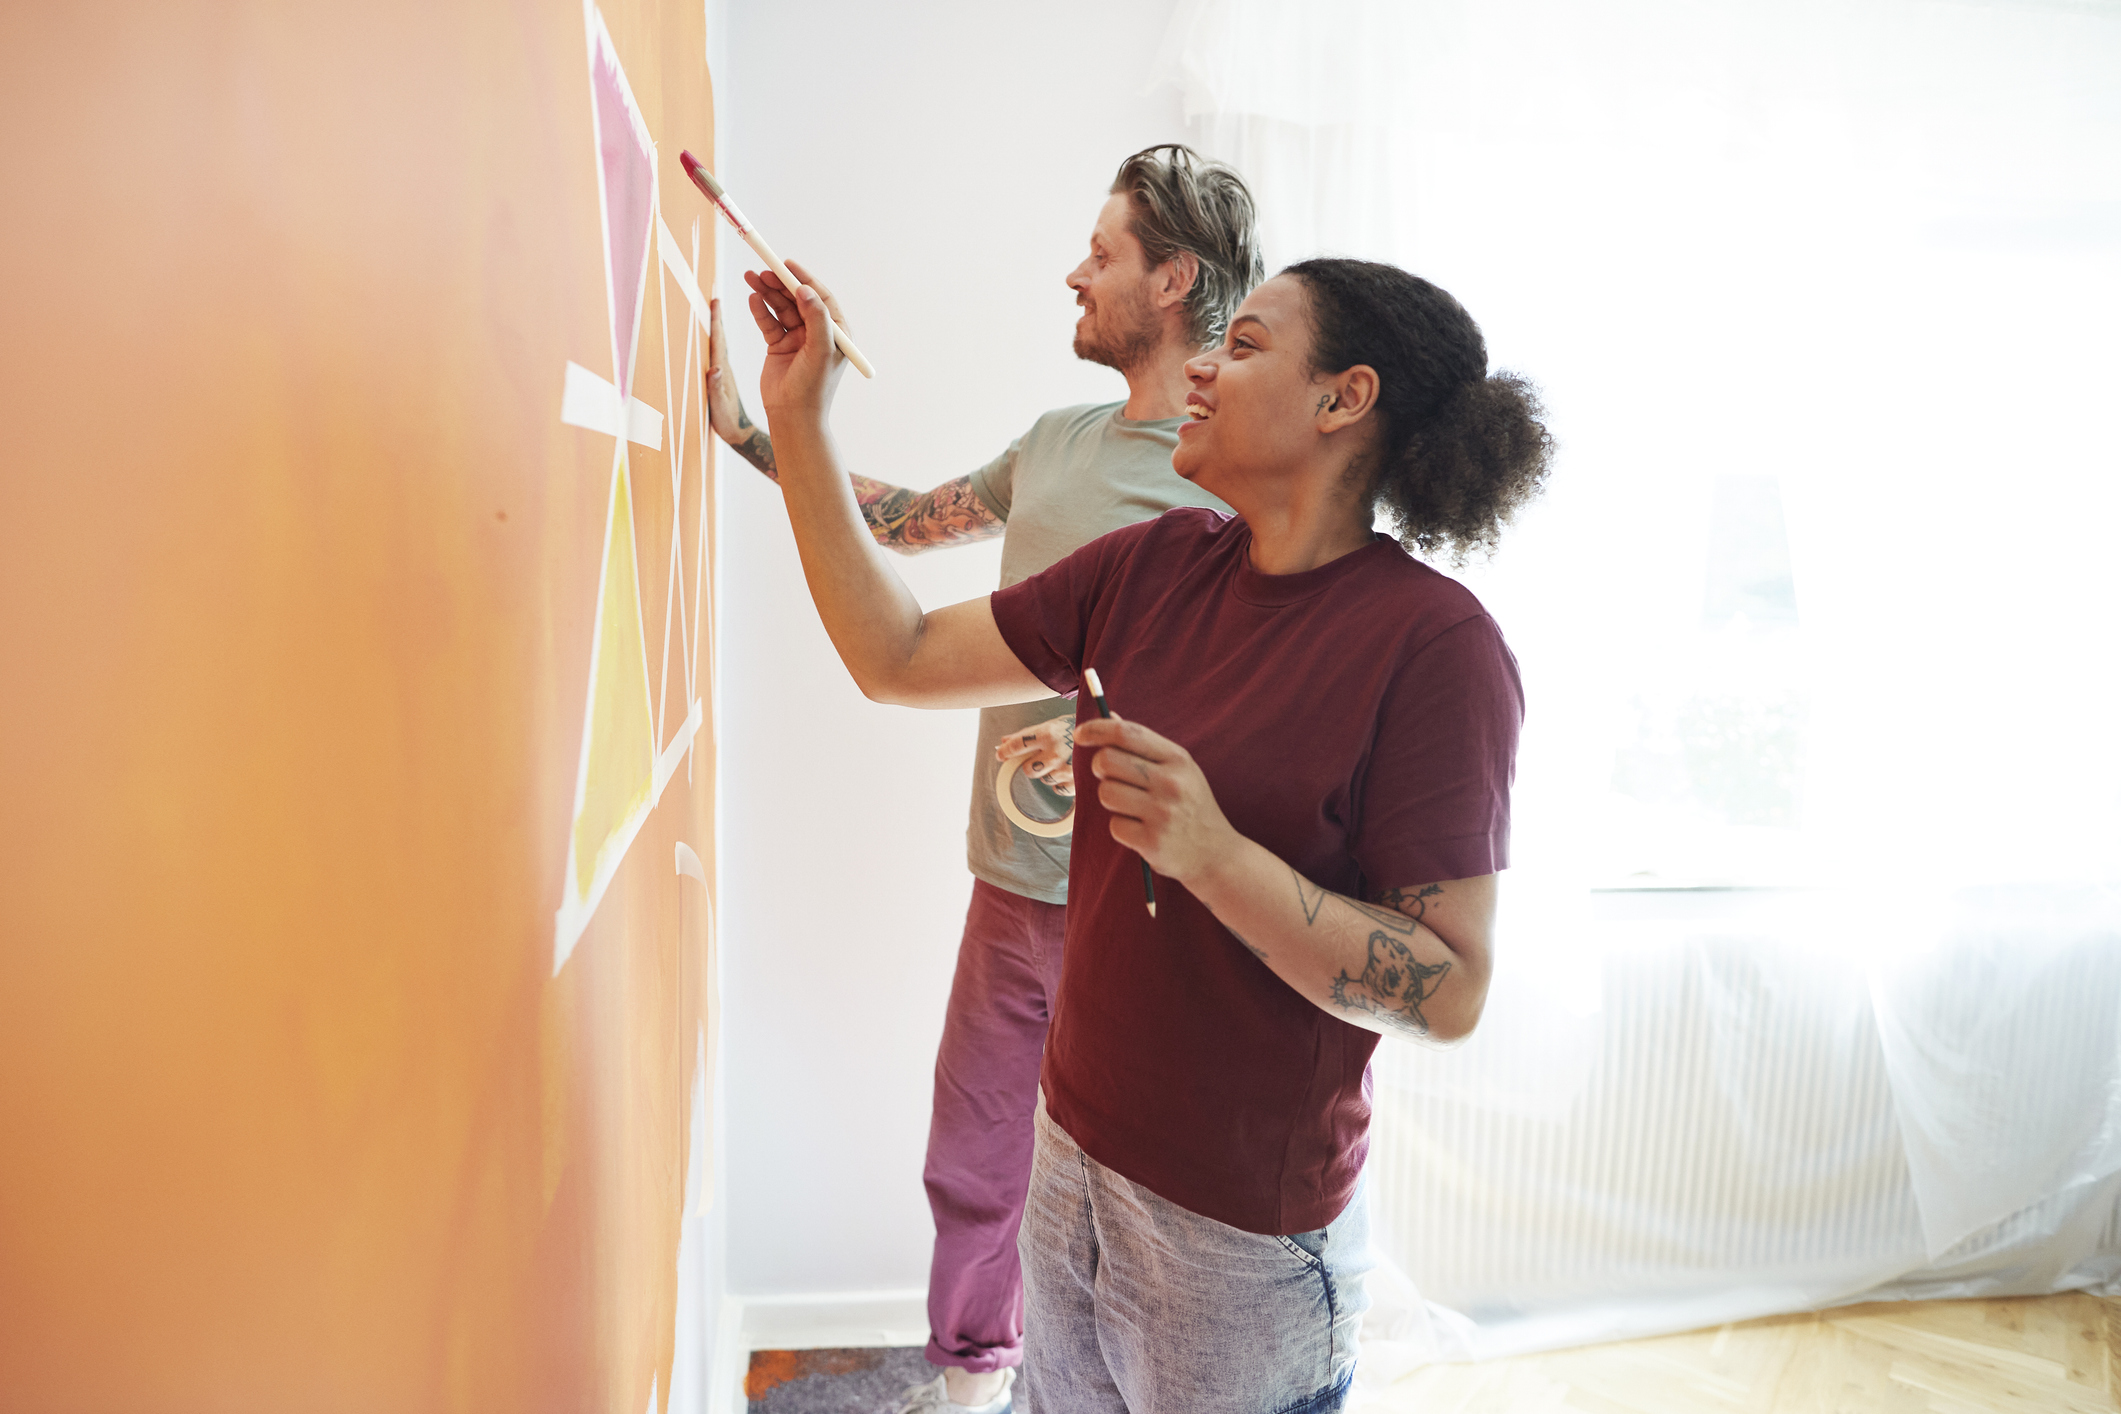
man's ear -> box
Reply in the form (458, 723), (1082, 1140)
(1317, 366), (1382, 431)
(1154, 251), (1200, 311)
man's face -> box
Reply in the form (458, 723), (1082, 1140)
(1066, 193), (1163, 373)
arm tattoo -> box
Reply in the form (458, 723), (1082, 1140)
(1347, 896), (1419, 934)
(730, 406), (778, 481)
(1292, 870), (1454, 1036)
(1294, 873), (1329, 924)
(1292, 872), (1416, 935)
(852, 473), (1005, 553)
(1229, 928), (1268, 962)
(1329, 932), (1452, 1037)
(1374, 883), (1442, 926)
(853, 480), (917, 538)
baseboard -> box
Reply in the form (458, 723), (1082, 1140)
(709, 1288), (927, 1412)
(740, 1287), (930, 1351)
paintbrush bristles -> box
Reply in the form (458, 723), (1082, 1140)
(1084, 668), (1106, 700)
(678, 150), (725, 198)
(677, 147), (876, 379)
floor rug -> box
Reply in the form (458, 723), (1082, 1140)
(746, 1346), (939, 1414)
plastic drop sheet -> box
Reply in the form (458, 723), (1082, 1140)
(1351, 881), (2121, 1389)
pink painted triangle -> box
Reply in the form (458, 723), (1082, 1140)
(590, 28), (655, 402)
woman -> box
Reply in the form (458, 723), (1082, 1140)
(745, 256), (1550, 1414)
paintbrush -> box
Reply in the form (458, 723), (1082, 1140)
(1083, 668), (1157, 919)
(678, 151), (876, 379)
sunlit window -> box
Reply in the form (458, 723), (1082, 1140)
(1172, 0), (2121, 894)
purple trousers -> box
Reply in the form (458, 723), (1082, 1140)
(922, 878), (1068, 1373)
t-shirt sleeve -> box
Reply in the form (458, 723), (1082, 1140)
(987, 520), (1151, 698)
(1351, 614), (1525, 889)
(966, 436), (1023, 522)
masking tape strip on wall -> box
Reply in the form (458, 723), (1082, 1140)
(561, 360), (665, 448)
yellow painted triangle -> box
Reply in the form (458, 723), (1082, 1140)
(572, 452), (656, 901)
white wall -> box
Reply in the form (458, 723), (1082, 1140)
(716, 0), (1185, 1298)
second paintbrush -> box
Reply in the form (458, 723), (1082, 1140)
(678, 149), (876, 379)
(1083, 667), (1158, 919)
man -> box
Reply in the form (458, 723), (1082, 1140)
(707, 145), (1262, 1414)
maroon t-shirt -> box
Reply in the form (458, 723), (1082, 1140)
(990, 507), (1523, 1235)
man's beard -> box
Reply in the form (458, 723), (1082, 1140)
(1072, 289), (1161, 373)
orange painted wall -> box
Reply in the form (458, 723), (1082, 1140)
(0, 3), (718, 1411)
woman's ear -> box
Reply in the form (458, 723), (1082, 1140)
(1317, 365), (1381, 430)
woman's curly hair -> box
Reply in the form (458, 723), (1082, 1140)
(1284, 258), (1553, 563)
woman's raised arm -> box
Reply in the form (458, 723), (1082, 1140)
(743, 262), (1048, 710)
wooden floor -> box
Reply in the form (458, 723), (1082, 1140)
(1358, 1294), (2119, 1414)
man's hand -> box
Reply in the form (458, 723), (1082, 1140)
(705, 297), (777, 480)
(995, 715), (1076, 796)
(1077, 715), (1241, 885)
(745, 259), (849, 424)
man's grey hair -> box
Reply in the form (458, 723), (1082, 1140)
(1110, 144), (1264, 349)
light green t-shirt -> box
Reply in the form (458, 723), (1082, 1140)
(964, 401), (1232, 904)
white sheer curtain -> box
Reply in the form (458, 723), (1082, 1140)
(1156, 0), (2121, 1380)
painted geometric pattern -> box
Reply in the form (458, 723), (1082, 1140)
(555, 1), (713, 971)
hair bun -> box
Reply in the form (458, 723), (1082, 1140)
(1399, 371), (1554, 562)
(1287, 258), (1553, 564)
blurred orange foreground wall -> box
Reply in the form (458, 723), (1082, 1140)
(0, 2), (719, 1410)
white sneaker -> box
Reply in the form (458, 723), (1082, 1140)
(886, 1366), (1014, 1414)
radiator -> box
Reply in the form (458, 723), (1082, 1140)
(1359, 884), (2121, 1363)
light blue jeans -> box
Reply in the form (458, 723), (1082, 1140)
(1016, 1101), (1372, 1413)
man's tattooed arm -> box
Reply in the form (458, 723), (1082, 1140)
(712, 397), (998, 554)
(850, 473), (1005, 554)
(726, 405), (778, 481)
(705, 298), (984, 550)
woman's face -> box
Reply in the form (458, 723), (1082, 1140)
(1172, 274), (1336, 498)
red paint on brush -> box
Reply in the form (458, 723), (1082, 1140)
(678, 149), (748, 234)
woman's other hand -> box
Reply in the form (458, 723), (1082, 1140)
(1078, 715), (1240, 884)
(995, 715), (1076, 796)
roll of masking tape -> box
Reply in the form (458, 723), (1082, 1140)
(996, 753), (1074, 838)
